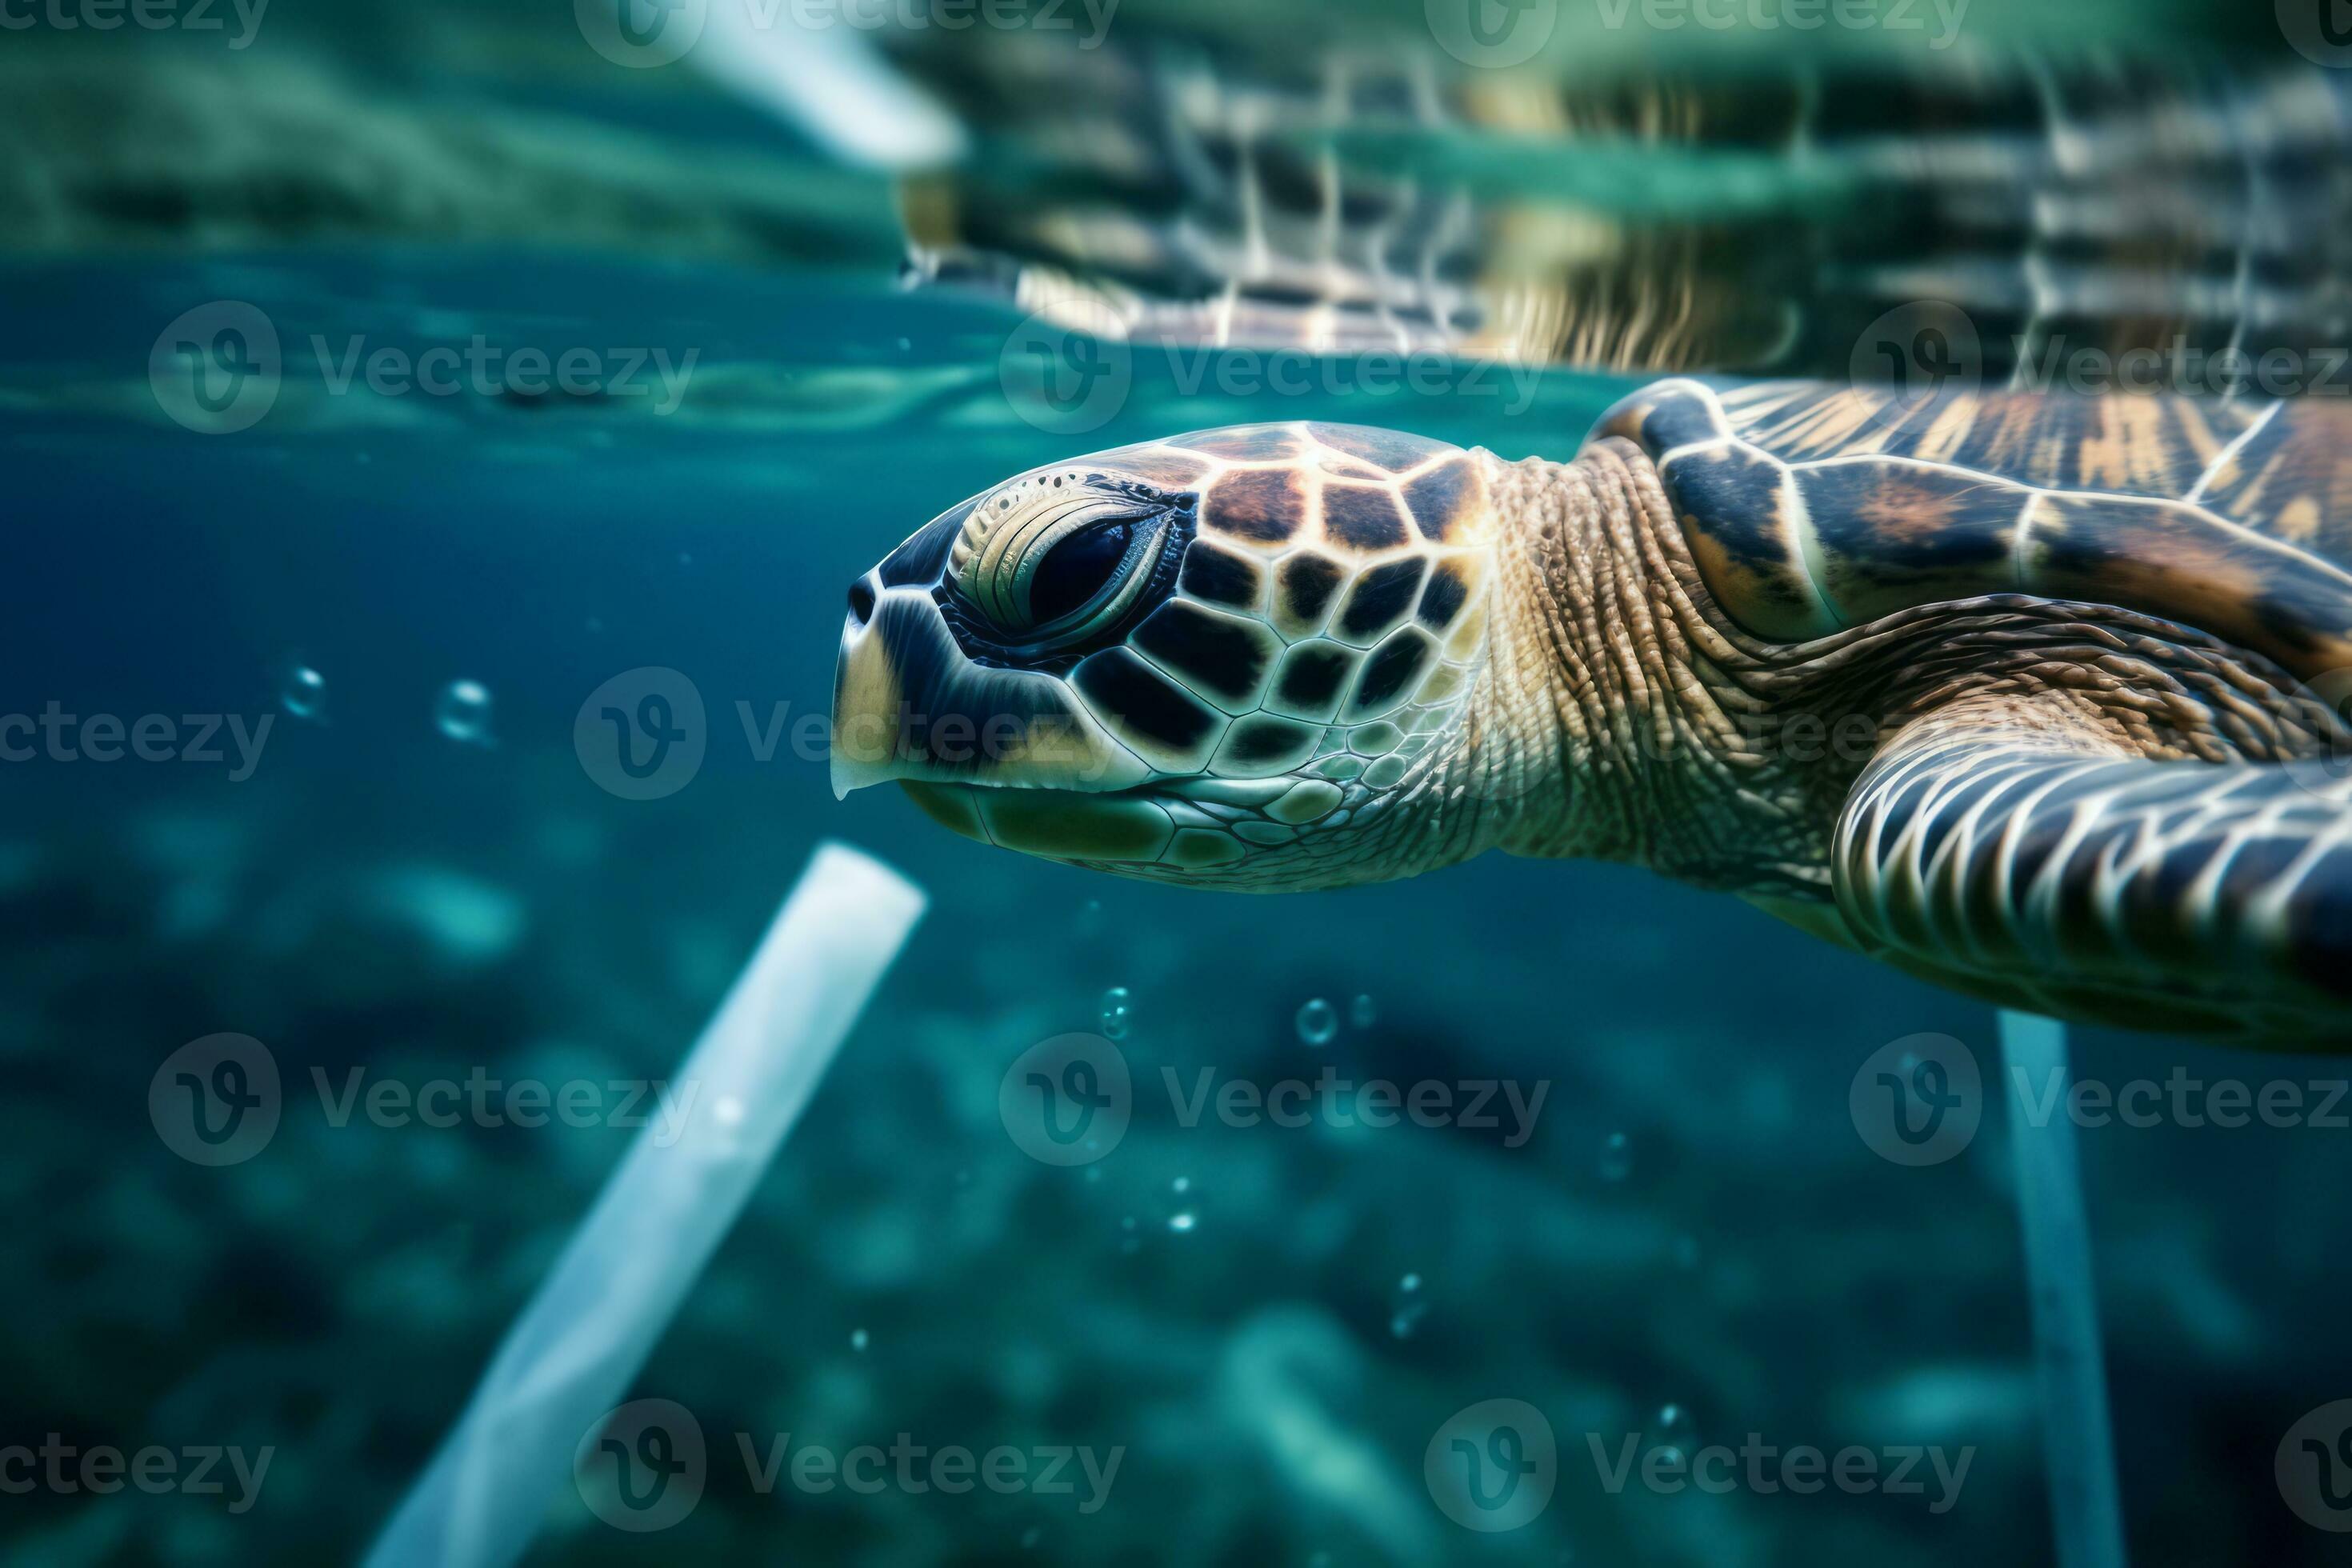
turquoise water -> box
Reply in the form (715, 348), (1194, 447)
(9, 4), (2352, 1560)
(9, 243), (2350, 1566)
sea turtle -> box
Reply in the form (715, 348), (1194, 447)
(833, 382), (2352, 1050)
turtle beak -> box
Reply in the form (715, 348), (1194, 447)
(830, 538), (1149, 802)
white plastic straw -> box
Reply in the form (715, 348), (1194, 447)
(2000, 1010), (2129, 1568)
(365, 842), (926, 1568)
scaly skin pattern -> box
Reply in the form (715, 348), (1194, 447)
(1473, 440), (2340, 894)
(1479, 441), (2352, 1046)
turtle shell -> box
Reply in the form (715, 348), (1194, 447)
(1592, 378), (2352, 681)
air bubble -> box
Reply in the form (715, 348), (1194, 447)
(1350, 993), (1378, 1028)
(1390, 1273), (1427, 1339)
(434, 679), (495, 746)
(1295, 998), (1338, 1046)
(1098, 986), (1133, 1039)
(279, 662), (327, 723)
(1599, 1131), (1632, 1183)
(1655, 1402), (1694, 1461)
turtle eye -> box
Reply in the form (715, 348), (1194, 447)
(1028, 519), (1135, 626)
(952, 474), (1181, 646)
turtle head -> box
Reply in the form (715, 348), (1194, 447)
(831, 423), (1502, 889)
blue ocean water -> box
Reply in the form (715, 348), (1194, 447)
(6, 8), (2352, 1556)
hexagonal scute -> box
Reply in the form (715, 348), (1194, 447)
(1210, 715), (1323, 778)
(1202, 465), (1310, 544)
(1417, 558), (1477, 632)
(1416, 664), (1466, 706)
(1070, 646), (1229, 774)
(1342, 626), (1437, 722)
(1349, 721), (1403, 757)
(1400, 454), (1486, 542)
(1320, 482), (1412, 551)
(1179, 539), (1266, 612)
(1271, 551), (1347, 638)
(1164, 828), (1246, 868)
(1130, 600), (1280, 714)
(1334, 558), (1430, 646)
(1443, 602), (1488, 662)
(1265, 641), (1358, 723)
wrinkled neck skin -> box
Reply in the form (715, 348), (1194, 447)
(1433, 438), (2340, 902)
(1460, 439), (1829, 896)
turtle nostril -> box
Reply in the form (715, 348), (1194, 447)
(846, 578), (877, 630)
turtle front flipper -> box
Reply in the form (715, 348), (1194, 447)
(1834, 699), (2352, 1053)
